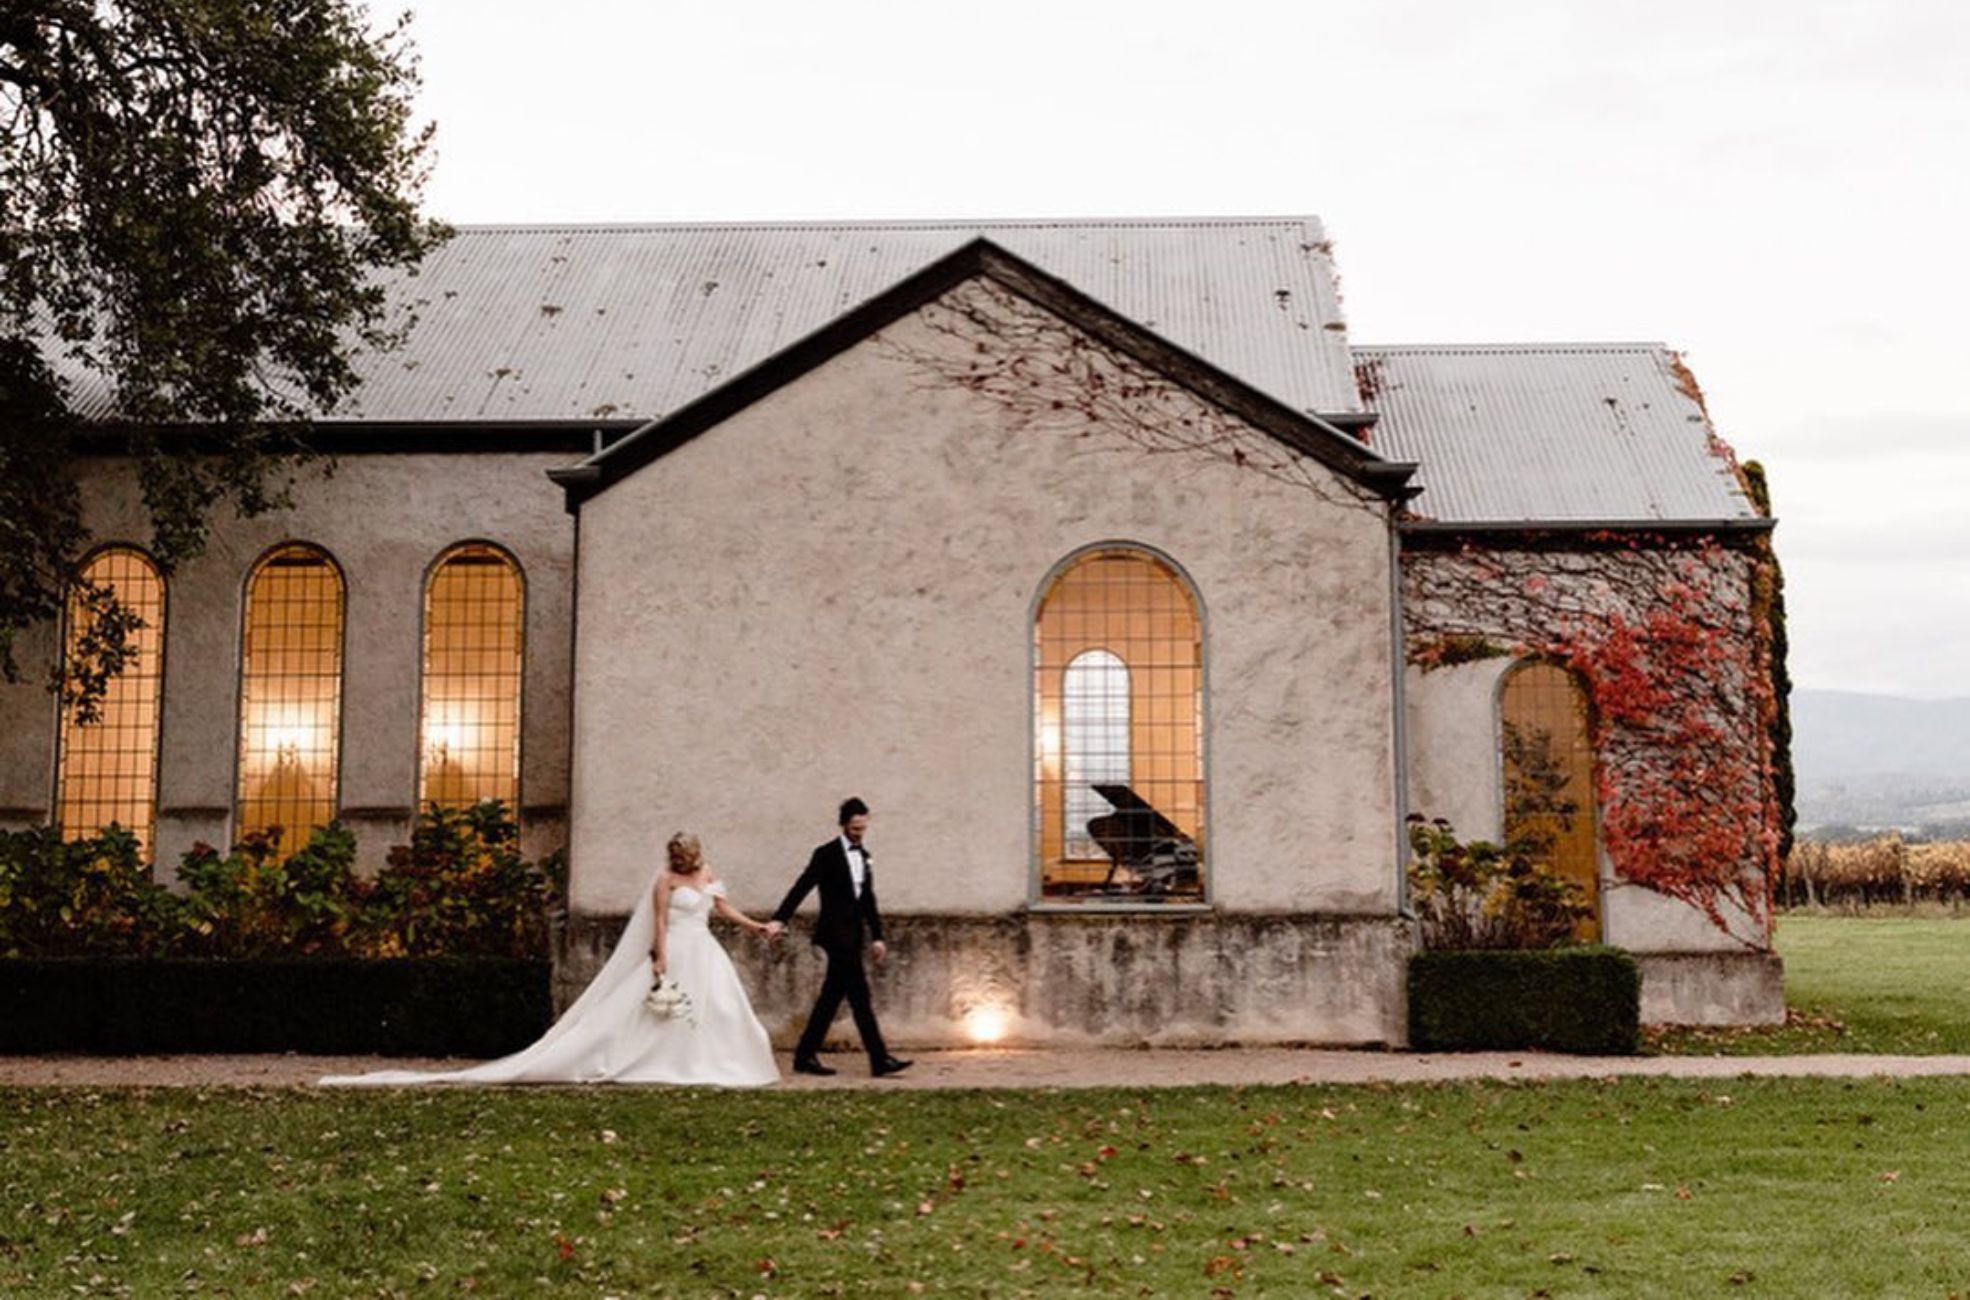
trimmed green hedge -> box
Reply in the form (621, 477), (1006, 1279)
(0, 957), (550, 1056)
(1408, 946), (1642, 1054)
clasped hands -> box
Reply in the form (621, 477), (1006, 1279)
(755, 921), (885, 964)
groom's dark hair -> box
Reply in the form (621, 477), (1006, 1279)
(838, 796), (869, 825)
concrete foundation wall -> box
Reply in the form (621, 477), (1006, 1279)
(0, 453), (579, 868)
(558, 909), (1418, 1048)
(1637, 952), (1786, 1027)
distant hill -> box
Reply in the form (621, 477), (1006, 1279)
(1789, 689), (1970, 832)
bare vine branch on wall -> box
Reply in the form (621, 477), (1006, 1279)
(879, 279), (1379, 515)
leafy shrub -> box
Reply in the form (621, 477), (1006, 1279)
(362, 802), (563, 958)
(0, 825), (180, 958)
(1406, 814), (1594, 950)
(1408, 947), (1641, 1054)
(176, 824), (364, 958)
(0, 803), (562, 960)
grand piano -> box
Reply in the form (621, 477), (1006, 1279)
(1085, 783), (1202, 897)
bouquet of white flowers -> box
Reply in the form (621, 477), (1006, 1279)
(645, 974), (696, 1025)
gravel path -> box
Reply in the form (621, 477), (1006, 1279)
(8, 1048), (1970, 1090)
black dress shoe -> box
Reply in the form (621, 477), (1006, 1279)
(792, 1056), (837, 1076)
(871, 1056), (913, 1077)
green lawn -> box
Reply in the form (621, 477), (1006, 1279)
(6, 1078), (1970, 1296)
(1649, 914), (1970, 1055)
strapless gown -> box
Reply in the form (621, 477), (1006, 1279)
(321, 880), (779, 1087)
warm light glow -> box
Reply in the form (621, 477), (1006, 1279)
(237, 544), (344, 859)
(419, 544), (524, 809)
(267, 725), (319, 761)
(423, 721), (467, 758)
(1037, 702), (1062, 770)
(964, 1004), (1011, 1044)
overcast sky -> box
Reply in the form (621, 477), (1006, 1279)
(403, 0), (1968, 698)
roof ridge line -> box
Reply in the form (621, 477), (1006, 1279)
(439, 216), (1327, 234)
(1352, 341), (1671, 354)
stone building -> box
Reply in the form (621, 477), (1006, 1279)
(0, 218), (1785, 1044)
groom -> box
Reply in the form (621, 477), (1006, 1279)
(767, 797), (912, 1078)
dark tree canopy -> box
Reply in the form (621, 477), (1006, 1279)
(1, 1), (444, 713)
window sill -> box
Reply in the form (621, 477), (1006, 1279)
(1025, 900), (1215, 916)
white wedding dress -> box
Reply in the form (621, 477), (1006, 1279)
(320, 878), (780, 1087)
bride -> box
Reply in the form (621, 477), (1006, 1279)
(321, 833), (781, 1087)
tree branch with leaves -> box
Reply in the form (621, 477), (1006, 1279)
(2, 0), (445, 714)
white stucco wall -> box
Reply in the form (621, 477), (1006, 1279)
(0, 452), (578, 868)
(1402, 660), (1504, 839)
(568, 280), (1404, 919)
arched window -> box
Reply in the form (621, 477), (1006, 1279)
(1063, 649), (1131, 859)
(55, 547), (166, 861)
(1034, 547), (1204, 901)
(420, 543), (525, 811)
(1499, 660), (1600, 935)
(236, 544), (344, 858)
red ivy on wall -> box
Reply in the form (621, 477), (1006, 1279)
(1554, 605), (1778, 948)
(1408, 539), (1780, 949)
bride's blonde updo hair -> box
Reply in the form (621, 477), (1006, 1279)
(667, 832), (704, 875)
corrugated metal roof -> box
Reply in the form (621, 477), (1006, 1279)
(1354, 343), (1759, 525)
(54, 218), (1360, 424)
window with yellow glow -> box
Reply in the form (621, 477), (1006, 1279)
(1035, 548), (1204, 901)
(1499, 660), (1601, 937)
(236, 545), (344, 857)
(420, 543), (524, 810)
(56, 547), (166, 861)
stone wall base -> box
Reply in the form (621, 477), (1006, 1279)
(557, 910), (1418, 1048)
(1636, 951), (1786, 1027)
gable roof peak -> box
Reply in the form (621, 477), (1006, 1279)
(554, 237), (1410, 509)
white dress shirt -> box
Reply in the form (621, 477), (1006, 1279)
(842, 836), (867, 898)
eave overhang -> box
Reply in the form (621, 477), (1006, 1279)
(1398, 516), (1776, 550)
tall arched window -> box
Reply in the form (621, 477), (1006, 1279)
(1499, 660), (1600, 935)
(1035, 547), (1204, 901)
(420, 543), (525, 811)
(236, 544), (344, 858)
(55, 547), (166, 861)
(1063, 649), (1131, 859)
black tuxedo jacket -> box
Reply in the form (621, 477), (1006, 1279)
(773, 839), (884, 953)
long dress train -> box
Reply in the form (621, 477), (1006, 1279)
(320, 879), (779, 1087)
